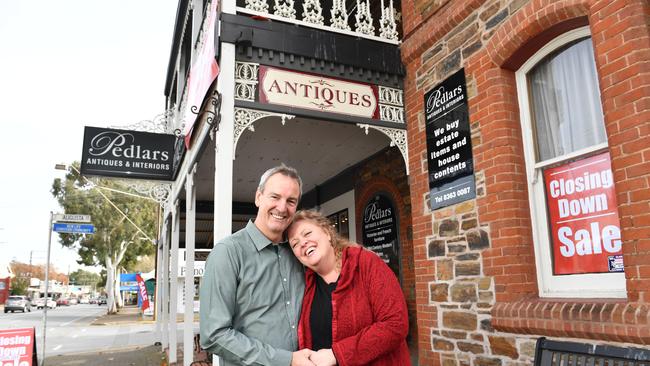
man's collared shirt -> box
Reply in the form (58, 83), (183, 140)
(200, 221), (305, 366)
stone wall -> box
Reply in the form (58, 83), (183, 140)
(401, 0), (650, 364)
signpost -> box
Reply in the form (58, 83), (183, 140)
(52, 223), (96, 234)
(42, 213), (94, 365)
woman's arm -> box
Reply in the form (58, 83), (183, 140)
(331, 251), (409, 366)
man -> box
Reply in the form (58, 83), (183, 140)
(200, 164), (314, 366)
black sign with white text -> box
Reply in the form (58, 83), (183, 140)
(424, 68), (476, 210)
(81, 126), (181, 181)
(361, 194), (400, 279)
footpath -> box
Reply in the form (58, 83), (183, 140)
(44, 306), (207, 366)
(45, 306), (167, 366)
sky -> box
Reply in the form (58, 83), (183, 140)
(0, 1), (178, 275)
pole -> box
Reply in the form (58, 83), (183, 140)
(41, 212), (53, 366)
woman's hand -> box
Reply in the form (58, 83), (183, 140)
(309, 349), (337, 366)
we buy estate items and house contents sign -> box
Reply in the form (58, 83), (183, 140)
(544, 152), (624, 275)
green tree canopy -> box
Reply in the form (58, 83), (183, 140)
(51, 162), (159, 312)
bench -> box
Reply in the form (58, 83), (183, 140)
(534, 337), (650, 365)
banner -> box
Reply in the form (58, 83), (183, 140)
(183, 0), (220, 148)
(136, 273), (150, 311)
(0, 328), (37, 366)
(544, 152), (623, 275)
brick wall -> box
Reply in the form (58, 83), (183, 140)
(401, 0), (650, 364)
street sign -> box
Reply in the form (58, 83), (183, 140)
(52, 223), (96, 234)
(53, 214), (91, 223)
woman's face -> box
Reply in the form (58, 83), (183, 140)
(288, 219), (335, 270)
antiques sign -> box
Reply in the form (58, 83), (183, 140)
(81, 126), (180, 181)
(361, 194), (400, 279)
(259, 66), (378, 119)
(544, 152), (623, 275)
(424, 68), (476, 210)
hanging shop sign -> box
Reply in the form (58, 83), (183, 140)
(0, 327), (37, 366)
(258, 66), (379, 119)
(361, 194), (400, 279)
(544, 152), (623, 275)
(424, 68), (476, 210)
(81, 126), (182, 181)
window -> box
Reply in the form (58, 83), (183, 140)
(516, 27), (626, 298)
(327, 209), (350, 239)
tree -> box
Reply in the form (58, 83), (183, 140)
(51, 163), (159, 313)
(69, 269), (102, 293)
(10, 278), (29, 296)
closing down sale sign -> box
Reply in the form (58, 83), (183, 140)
(544, 152), (623, 275)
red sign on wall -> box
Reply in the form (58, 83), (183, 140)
(0, 328), (37, 366)
(544, 152), (623, 275)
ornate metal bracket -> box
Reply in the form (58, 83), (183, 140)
(357, 124), (409, 175)
(233, 107), (295, 157)
(190, 90), (222, 140)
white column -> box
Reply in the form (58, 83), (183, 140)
(183, 164), (197, 366)
(214, 43), (236, 239)
(153, 217), (167, 345)
(169, 201), (181, 363)
(161, 216), (171, 350)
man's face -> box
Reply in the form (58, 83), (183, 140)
(254, 173), (300, 242)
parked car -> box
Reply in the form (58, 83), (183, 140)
(97, 297), (107, 305)
(4, 296), (31, 313)
(68, 298), (78, 305)
(79, 297), (89, 304)
(56, 298), (70, 306)
(89, 298), (97, 304)
(35, 297), (57, 309)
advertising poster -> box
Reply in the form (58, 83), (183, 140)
(543, 152), (623, 275)
(0, 327), (37, 366)
(361, 194), (400, 279)
(424, 68), (476, 210)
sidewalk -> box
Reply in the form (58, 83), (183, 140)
(45, 345), (166, 366)
(91, 305), (155, 326)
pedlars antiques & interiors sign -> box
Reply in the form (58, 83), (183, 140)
(80, 126), (183, 181)
(361, 194), (400, 279)
(258, 66), (379, 119)
(424, 68), (476, 210)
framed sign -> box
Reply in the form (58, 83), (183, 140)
(424, 68), (476, 210)
(544, 152), (623, 275)
(361, 193), (400, 279)
(81, 126), (183, 181)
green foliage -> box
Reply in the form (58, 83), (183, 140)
(50, 162), (159, 270)
(69, 269), (102, 288)
(10, 278), (29, 296)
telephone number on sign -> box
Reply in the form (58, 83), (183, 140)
(442, 187), (471, 201)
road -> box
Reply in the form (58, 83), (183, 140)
(0, 304), (157, 360)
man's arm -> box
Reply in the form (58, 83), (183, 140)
(199, 243), (295, 366)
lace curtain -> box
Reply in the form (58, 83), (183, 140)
(528, 37), (606, 162)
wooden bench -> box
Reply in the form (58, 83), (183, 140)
(534, 337), (650, 365)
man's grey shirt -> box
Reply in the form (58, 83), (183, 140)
(199, 221), (305, 366)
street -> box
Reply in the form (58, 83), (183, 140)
(0, 304), (156, 360)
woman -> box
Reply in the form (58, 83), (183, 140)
(287, 210), (411, 366)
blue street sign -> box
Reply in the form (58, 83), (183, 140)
(52, 223), (96, 234)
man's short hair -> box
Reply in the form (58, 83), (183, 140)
(258, 164), (303, 197)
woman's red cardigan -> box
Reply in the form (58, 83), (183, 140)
(297, 246), (411, 366)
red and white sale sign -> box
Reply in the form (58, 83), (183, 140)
(0, 327), (36, 366)
(544, 152), (623, 275)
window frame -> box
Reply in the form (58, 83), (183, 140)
(515, 26), (626, 298)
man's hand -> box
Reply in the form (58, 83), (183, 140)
(291, 349), (316, 366)
(309, 349), (337, 366)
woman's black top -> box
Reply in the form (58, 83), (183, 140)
(310, 275), (338, 351)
